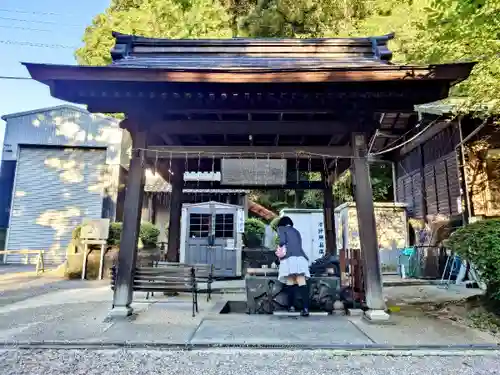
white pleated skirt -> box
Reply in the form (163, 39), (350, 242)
(278, 256), (311, 283)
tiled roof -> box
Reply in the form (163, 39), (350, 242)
(112, 56), (388, 70)
(110, 32), (394, 71)
(248, 201), (277, 221)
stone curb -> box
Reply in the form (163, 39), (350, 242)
(1, 341), (499, 354)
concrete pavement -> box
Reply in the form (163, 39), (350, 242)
(1, 268), (499, 374)
(0, 283), (497, 348)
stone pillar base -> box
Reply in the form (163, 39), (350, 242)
(347, 308), (364, 316)
(104, 306), (134, 322)
(363, 309), (390, 323)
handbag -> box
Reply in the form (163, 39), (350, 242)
(275, 245), (287, 259)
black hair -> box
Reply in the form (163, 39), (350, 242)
(277, 216), (293, 227)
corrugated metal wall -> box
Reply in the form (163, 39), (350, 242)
(1, 106), (126, 238)
(2, 106), (122, 165)
(0, 160), (16, 228)
(5, 147), (107, 265)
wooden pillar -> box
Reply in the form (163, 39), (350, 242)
(151, 194), (157, 225)
(351, 133), (388, 320)
(147, 194), (154, 223)
(166, 160), (184, 262)
(321, 170), (337, 256)
(110, 132), (146, 318)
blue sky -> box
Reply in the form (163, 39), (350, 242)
(0, 0), (109, 146)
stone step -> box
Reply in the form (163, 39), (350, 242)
(273, 311), (329, 317)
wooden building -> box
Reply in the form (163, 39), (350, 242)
(394, 100), (498, 225)
(23, 32), (473, 320)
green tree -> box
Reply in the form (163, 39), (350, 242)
(221, 0), (258, 36)
(447, 219), (500, 301)
(332, 163), (393, 204)
(409, 0), (500, 115)
(76, 0), (233, 65)
(351, 0), (500, 116)
(239, 0), (372, 37)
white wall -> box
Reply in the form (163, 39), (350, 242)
(2, 106), (123, 165)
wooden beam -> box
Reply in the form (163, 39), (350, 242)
(182, 180), (326, 190)
(146, 145), (352, 158)
(160, 134), (175, 145)
(148, 121), (351, 135)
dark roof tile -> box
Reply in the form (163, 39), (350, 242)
(110, 32), (395, 71)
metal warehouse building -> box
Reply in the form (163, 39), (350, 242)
(0, 105), (130, 265)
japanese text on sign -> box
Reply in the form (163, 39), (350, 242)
(317, 220), (325, 255)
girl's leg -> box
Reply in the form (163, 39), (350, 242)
(296, 275), (309, 316)
(296, 276), (306, 286)
(285, 276), (296, 311)
(286, 275), (297, 311)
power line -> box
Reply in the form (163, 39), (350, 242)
(0, 40), (78, 49)
(0, 76), (32, 80)
(0, 16), (80, 28)
(0, 8), (74, 17)
(368, 120), (438, 156)
(0, 24), (51, 32)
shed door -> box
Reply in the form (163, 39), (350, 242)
(185, 208), (237, 277)
(5, 147), (106, 265)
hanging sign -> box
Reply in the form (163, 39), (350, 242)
(221, 159), (287, 185)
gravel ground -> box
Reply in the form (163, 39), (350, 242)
(1, 349), (500, 375)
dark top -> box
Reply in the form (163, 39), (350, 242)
(277, 225), (309, 261)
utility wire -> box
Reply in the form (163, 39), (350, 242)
(368, 120), (438, 156)
(0, 24), (52, 32)
(0, 16), (80, 28)
(368, 115), (450, 157)
(0, 8), (74, 17)
(0, 76), (32, 80)
(0, 40), (78, 49)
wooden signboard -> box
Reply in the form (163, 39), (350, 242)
(80, 218), (110, 241)
(221, 159), (287, 185)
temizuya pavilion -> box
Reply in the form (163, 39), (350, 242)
(23, 32), (473, 321)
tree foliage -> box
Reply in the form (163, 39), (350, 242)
(332, 163), (394, 204)
(244, 217), (266, 247)
(76, 0), (233, 65)
(351, 0), (500, 116)
(239, 0), (371, 38)
(447, 219), (500, 301)
(411, 0), (500, 115)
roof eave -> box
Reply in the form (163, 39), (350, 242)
(22, 61), (476, 85)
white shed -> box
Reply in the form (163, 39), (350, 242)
(180, 201), (244, 278)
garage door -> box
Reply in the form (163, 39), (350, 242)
(5, 147), (106, 265)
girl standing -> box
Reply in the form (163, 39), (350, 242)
(275, 216), (310, 316)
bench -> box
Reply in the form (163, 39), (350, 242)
(0, 250), (45, 274)
(111, 262), (214, 317)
